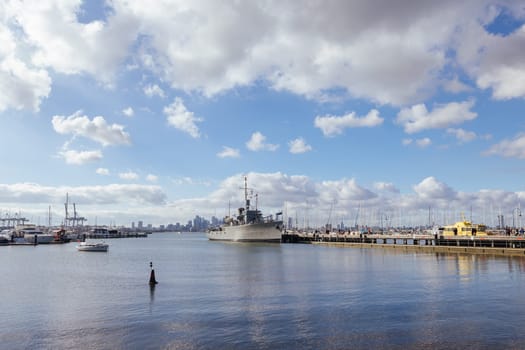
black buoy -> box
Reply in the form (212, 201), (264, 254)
(149, 261), (158, 286)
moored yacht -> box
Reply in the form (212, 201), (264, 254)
(76, 241), (109, 252)
(17, 224), (54, 244)
(0, 229), (11, 245)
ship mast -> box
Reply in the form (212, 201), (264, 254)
(244, 176), (249, 223)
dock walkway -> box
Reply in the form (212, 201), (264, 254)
(281, 232), (525, 257)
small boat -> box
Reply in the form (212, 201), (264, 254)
(76, 241), (109, 252)
(0, 229), (13, 244)
(0, 231), (10, 245)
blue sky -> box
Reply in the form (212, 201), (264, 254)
(2, 0), (525, 228)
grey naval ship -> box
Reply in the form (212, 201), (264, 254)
(207, 177), (282, 242)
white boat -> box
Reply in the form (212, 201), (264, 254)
(76, 241), (109, 252)
(0, 230), (10, 245)
(18, 224), (55, 244)
(207, 176), (283, 242)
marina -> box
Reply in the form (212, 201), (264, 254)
(0, 226), (149, 245)
(4, 216), (525, 258)
(0, 198), (149, 246)
(282, 218), (525, 256)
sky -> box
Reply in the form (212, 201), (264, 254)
(2, 0), (525, 229)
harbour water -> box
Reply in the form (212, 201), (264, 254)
(2, 232), (525, 349)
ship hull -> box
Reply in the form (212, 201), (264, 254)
(23, 234), (55, 244)
(207, 221), (282, 242)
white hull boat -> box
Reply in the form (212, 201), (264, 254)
(23, 233), (55, 244)
(77, 241), (109, 252)
(15, 224), (54, 244)
(207, 221), (282, 242)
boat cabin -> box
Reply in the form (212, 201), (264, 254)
(439, 220), (487, 236)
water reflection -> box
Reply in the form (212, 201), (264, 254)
(2, 233), (525, 349)
(434, 252), (525, 282)
(150, 284), (156, 304)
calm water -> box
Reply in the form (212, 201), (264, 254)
(2, 232), (525, 349)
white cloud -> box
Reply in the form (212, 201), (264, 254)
(58, 149), (103, 165)
(52, 111), (131, 146)
(413, 176), (457, 200)
(217, 146), (240, 158)
(146, 174), (158, 182)
(455, 17), (525, 100)
(484, 133), (525, 159)
(402, 138), (432, 148)
(374, 182), (399, 193)
(3, 1), (522, 110)
(143, 84), (165, 98)
(96, 168), (110, 175)
(0, 56), (51, 113)
(122, 107), (134, 117)
(288, 138), (312, 154)
(172, 177), (212, 187)
(120, 1), (468, 104)
(0, 20), (51, 112)
(447, 128), (477, 143)
(416, 138), (432, 148)
(478, 66), (525, 100)
(209, 172), (317, 208)
(396, 100), (477, 134)
(317, 178), (377, 203)
(119, 171), (139, 180)
(314, 109), (383, 137)
(7, 0), (139, 84)
(171, 173), (525, 227)
(164, 97), (202, 138)
(246, 132), (279, 151)
(1, 172), (525, 228)
(2, 1), (523, 110)
(443, 76), (472, 94)
(0, 182), (166, 206)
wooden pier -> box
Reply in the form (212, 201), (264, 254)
(281, 232), (525, 257)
